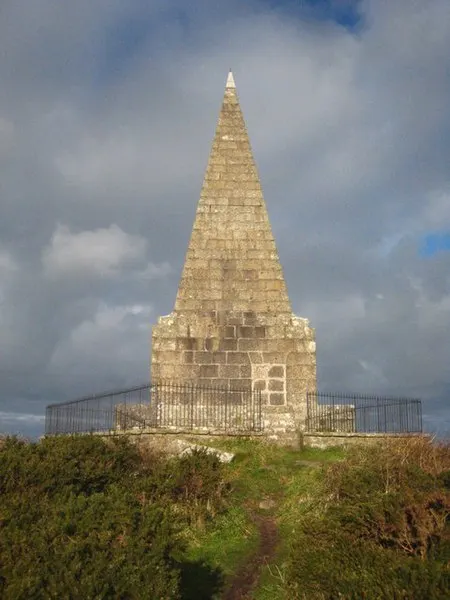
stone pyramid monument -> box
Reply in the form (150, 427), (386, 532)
(151, 71), (317, 439)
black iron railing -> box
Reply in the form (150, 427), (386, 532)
(45, 381), (262, 435)
(151, 382), (261, 431)
(45, 383), (151, 435)
(306, 392), (422, 434)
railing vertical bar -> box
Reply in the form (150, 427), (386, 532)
(190, 383), (194, 430)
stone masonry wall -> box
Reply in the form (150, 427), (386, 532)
(151, 72), (317, 439)
(152, 309), (316, 435)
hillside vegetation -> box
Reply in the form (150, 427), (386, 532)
(0, 435), (449, 599)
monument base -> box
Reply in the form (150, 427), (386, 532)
(151, 309), (316, 435)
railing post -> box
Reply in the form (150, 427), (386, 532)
(190, 383), (194, 430)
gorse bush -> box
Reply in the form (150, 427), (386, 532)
(284, 437), (450, 600)
(287, 526), (450, 600)
(0, 435), (140, 497)
(169, 449), (230, 525)
(2, 488), (179, 599)
(324, 437), (450, 560)
(0, 435), (229, 599)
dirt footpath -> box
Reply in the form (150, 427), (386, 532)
(223, 512), (278, 600)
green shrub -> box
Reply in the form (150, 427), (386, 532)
(168, 448), (230, 523)
(0, 435), (141, 497)
(285, 523), (450, 600)
(0, 436), (229, 599)
(1, 488), (180, 599)
(324, 438), (450, 560)
(283, 438), (450, 599)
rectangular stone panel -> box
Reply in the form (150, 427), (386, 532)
(227, 352), (250, 364)
(177, 337), (197, 351)
(183, 351), (194, 364)
(154, 350), (179, 363)
(262, 352), (286, 363)
(237, 326), (254, 338)
(270, 393), (285, 406)
(286, 363), (313, 379)
(159, 364), (199, 379)
(240, 364), (251, 377)
(269, 380), (284, 391)
(220, 339), (238, 351)
(219, 365), (241, 378)
(212, 352), (227, 364)
(238, 339), (260, 351)
(226, 313), (244, 325)
(195, 352), (213, 364)
(249, 352), (263, 363)
(269, 365), (285, 377)
(199, 364), (219, 377)
(230, 378), (252, 390)
(243, 311), (257, 324)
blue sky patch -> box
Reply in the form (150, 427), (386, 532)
(420, 232), (450, 257)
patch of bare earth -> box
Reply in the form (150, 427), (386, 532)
(223, 512), (278, 600)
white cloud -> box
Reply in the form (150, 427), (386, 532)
(0, 412), (45, 424)
(48, 301), (154, 385)
(135, 261), (172, 280)
(423, 189), (450, 228)
(67, 303), (153, 339)
(42, 223), (147, 278)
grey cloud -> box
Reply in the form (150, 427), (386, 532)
(42, 224), (148, 278)
(0, 0), (449, 438)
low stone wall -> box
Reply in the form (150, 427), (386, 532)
(118, 431), (260, 458)
(95, 427), (429, 450)
(102, 425), (303, 448)
(301, 431), (427, 449)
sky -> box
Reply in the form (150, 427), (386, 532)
(0, 0), (449, 439)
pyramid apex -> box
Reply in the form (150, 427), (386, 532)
(226, 70), (236, 89)
(174, 67), (291, 314)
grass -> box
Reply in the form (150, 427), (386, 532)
(184, 505), (257, 576)
(181, 438), (345, 598)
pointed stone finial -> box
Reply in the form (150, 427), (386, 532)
(226, 70), (236, 88)
(174, 65), (291, 316)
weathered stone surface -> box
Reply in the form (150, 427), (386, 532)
(269, 380), (284, 391)
(301, 432), (427, 450)
(151, 72), (317, 437)
(269, 366), (284, 378)
(178, 442), (235, 463)
(259, 498), (277, 510)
